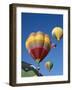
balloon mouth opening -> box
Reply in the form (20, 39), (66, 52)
(36, 59), (40, 63)
(57, 38), (60, 41)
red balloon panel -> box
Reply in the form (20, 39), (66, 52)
(29, 46), (49, 62)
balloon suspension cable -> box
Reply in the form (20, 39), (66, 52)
(36, 60), (40, 76)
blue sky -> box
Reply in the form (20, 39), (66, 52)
(21, 13), (63, 76)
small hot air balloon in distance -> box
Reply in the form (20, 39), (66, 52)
(25, 31), (56, 71)
(52, 27), (63, 41)
(45, 61), (53, 72)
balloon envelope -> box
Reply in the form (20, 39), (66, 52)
(45, 61), (53, 71)
(52, 27), (63, 41)
(26, 31), (51, 63)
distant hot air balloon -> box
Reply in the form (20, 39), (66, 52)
(45, 61), (53, 72)
(52, 27), (63, 41)
(26, 31), (56, 71)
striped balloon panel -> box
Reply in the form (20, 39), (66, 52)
(28, 49), (36, 60)
(43, 34), (51, 50)
(29, 46), (49, 62)
(26, 32), (44, 49)
(43, 42), (51, 50)
(39, 46), (50, 62)
(35, 32), (44, 47)
(25, 34), (36, 49)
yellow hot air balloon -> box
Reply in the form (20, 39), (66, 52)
(25, 31), (51, 63)
(52, 27), (63, 41)
(45, 61), (53, 72)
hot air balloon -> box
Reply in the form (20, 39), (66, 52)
(26, 31), (56, 71)
(52, 27), (63, 41)
(45, 61), (53, 72)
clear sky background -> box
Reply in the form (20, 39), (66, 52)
(21, 13), (63, 76)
